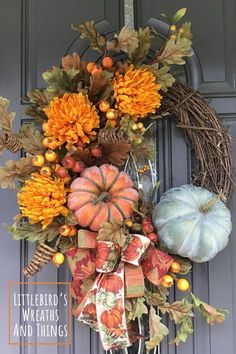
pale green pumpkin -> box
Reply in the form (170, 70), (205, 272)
(152, 185), (232, 262)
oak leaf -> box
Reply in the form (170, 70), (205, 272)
(100, 142), (131, 166)
(97, 219), (126, 247)
(169, 315), (193, 345)
(114, 26), (139, 56)
(72, 21), (106, 52)
(42, 66), (79, 93)
(157, 36), (192, 65)
(145, 306), (169, 352)
(191, 293), (227, 325)
(159, 298), (193, 324)
(150, 64), (175, 92)
(130, 27), (152, 65)
(0, 154), (36, 189)
(0, 97), (15, 132)
(61, 53), (81, 69)
(127, 297), (148, 321)
(17, 124), (44, 155)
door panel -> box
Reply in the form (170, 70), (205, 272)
(134, 1), (236, 354)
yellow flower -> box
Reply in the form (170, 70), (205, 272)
(17, 173), (68, 229)
(113, 65), (162, 119)
(43, 93), (100, 148)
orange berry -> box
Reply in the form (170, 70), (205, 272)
(99, 100), (110, 112)
(32, 154), (45, 167)
(48, 141), (58, 150)
(171, 261), (181, 273)
(40, 166), (51, 177)
(176, 278), (190, 292)
(45, 150), (58, 162)
(87, 62), (96, 73)
(161, 275), (174, 288)
(42, 137), (51, 148)
(106, 109), (117, 120)
(91, 67), (101, 75)
(42, 122), (50, 133)
(52, 252), (65, 267)
(69, 226), (77, 236)
(60, 225), (72, 237)
(102, 56), (113, 69)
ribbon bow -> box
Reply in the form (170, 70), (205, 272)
(66, 230), (173, 350)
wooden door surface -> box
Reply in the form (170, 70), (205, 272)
(0, 1), (235, 354)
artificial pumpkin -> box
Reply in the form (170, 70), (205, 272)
(82, 303), (97, 318)
(68, 164), (139, 231)
(99, 273), (123, 293)
(152, 184), (232, 262)
(100, 308), (122, 328)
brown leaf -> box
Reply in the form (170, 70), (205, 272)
(0, 154), (36, 189)
(17, 124), (45, 155)
(0, 97), (15, 133)
(72, 21), (106, 52)
(159, 298), (193, 324)
(97, 219), (127, 247)
(157, 36), (192, 66)
(145, 306), (169, 352)
(61, 53), (81, 69)
(115, 26), (139, 56)
(88, 72), (108, 100)
(27, 90), (48, 107)
(191, 293), (227, 325)
(100, 142), (131, 166)
(130, 27), (152, 65)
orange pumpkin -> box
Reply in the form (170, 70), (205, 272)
(82, 303), (97, 318)
(95, 242), (111, 269)
(123, 236), (143, 261)
(68, 164), (139, 231)
(99, 273), (123, 293)
(100, 308), (122, 328)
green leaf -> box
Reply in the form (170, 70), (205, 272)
(181, 22), (193, 40)
(161, 13), (172, 24)
(127, 297), (148, 321)
(170, 315), (193, 345)
(150, 63), (175, 92)
(191, 293), (228, 325)
(145, 285), (169, 307)
(72, 21), (106, 52)
(159, 298), (193, 324)
(145, 306), (169, 352)
(42, 67), (79, 93)
(172, 8), (187, 24)
(17, 124), (44, 155)
(157, 36), (192, 65)
(130, 27), (152, 65)
(4, 220), (61, 242)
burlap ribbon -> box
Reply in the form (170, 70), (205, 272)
(66, 230), (173, 350)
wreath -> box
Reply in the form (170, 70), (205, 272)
(0, 8), (234, 351)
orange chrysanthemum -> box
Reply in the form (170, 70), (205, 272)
(17, 173), (68, 229)
(43, 93), (100, 148)
(113, 65), (162, 118)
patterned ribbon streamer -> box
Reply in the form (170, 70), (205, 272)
(66, 230), (173, 350)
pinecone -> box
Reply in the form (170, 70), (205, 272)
(98, 128), (128, 145)
(0, 131), (22, 153)
(23, 243), (56, 278)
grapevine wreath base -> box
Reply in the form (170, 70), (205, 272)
(0, 8), (234, 351)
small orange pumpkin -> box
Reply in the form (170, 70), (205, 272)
(82, 303), (97, 318)
(68, 164), (139, 231)
(95, 242), (111, 269)
(99, 273), (123, 293)
(123, 236), (143, 261)
(100, 308), (122, 328)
